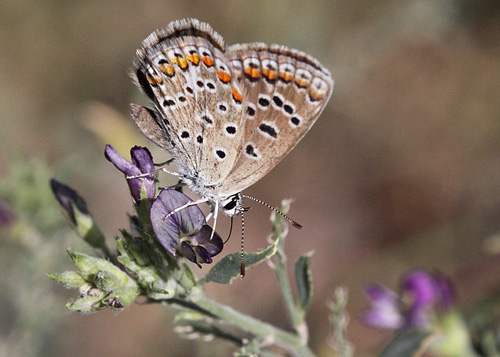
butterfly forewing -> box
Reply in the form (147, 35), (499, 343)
(218, 43), (334, 195)
(132, 19), (246, 185)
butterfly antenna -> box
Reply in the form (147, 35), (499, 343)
(241, 195), (302, 229)
(240, 210), (246, 278)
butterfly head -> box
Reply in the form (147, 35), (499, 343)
(219, 193), (244, 217)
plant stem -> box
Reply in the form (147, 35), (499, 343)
(271, 200), (309, 343)
(188, 290), (316, 357)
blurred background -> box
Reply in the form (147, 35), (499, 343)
(1, 0), (500, 355)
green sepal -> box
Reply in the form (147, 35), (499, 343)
(48, 271), (86, 289)
(72, 203), (106, 250)
(202, 239), (278, 284)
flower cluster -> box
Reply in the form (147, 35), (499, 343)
(105, 145), (223, 267)
(54, 145), (223, 271)
(362, 270), (454, 329)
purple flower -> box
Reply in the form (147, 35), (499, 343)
(363, 270), (455, 330)
(104, 145), (155, 204)
(363, 284), (404, 329)
(50, 179), (106, 249)
(50, 179), (90, 226)
(150, 189), (223, 268)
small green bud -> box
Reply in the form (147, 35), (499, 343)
(53, 251), (139, 312)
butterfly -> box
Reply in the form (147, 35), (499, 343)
(130, 18), (333, 225)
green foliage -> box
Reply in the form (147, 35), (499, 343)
(295, 252), (314, 311)
(203, 240), (278, 284)
(380, 329), (432, 357)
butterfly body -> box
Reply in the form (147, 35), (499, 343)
(131, 18), (333, 217)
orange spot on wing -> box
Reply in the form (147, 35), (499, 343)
(159, 64), (175, 77)
(232, 86), (242, 103)
(186, 54), (200, 65)
(309, 89), (324, 101)
(294, 78), (309, 88)
(244, 67), (260, 79)
(217, 71), (231, 83)
(147, 75), (162, 86)
(279, 72), (293, 83)
(170, 57), (188, 70)
(178, 58), (188, 69)
(261, 68), (277, 81)
(201, 56), (214, 67)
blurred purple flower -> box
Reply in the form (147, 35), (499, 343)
(104, 145), (155, 204)
(363, 284), (404, 329)
(363, 270), (455, 330)
(0, 201), (15, 227)
(150, 189), (223, 268)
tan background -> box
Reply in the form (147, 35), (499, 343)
(1, 0), (500, 355)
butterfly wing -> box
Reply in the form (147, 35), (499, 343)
(131, 19), (246, 185)
(217, 43), (334, 196)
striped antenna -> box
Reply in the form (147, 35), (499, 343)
(240, 210), (246, 278)
(241, 195), (302, 229)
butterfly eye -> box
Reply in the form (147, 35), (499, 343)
(223, 199), (237, 211)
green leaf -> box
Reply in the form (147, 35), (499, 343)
(295, 252), (314, 310)
(380, 329), (432, 357)
(203, 239), (278, 284)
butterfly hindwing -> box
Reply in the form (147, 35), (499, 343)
(219, 43), (334, 195)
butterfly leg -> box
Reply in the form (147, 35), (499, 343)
(126, 167), (180, 180)
(154, 158), (175, 167)
(209, 200), (219, 241)
(162, 197), (209, 221)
